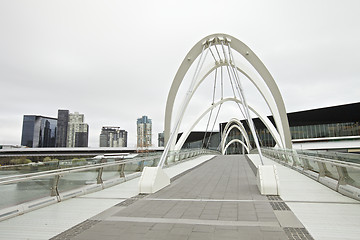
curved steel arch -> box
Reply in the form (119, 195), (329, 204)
(164, 33), (292, 152)
(221, 125), (250, 154)
(190, 61), (287, 148)
(223, 139), (250, 155)
(174, 97), (283, 151)
(220, 119), (251, 154)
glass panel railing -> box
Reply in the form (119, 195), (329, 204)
(0, 177), (53, 209)
(297, 149), (360, 164)
(306, 159), (320, 173)
(57, 170), (98, 193)
(102, 165), (123, 182)
(344, 167), (360, 188)
(0, 148), (219, 218)
(261, 147), (360, 201)
(323, 162), (339, 180)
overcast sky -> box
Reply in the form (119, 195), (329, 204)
(0, 0), (359, 147)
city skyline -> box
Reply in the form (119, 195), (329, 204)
(19, 110), (137, 148)
(0, 0), (359, 147)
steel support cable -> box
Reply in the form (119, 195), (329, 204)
(206, 102), (222, 149)
(223, 43), (249, 125)
(221, 65), (224, 100)
(212, 68), (218, 103)
(222, 43), (251, 151)
(222, 49), (246, 120)
(219, 42), (248, 150)
(201, 68), (218, 148)
(222, 42), (242, 101)
(220, 41), (240, 102)
(209, 46), (218, 63)
(222, 61), (249, 151)
(217, 65), (224, 152)
(158, 43), (212, 168)
(226, 62), (247, 119)
(227, 42), (264, 164)
(214, 44), (222, 62)
(205, 69), (221, 149)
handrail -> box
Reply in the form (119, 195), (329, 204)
(261, 147), (360, 201)
(0, 158), (137, 185)
(267, 148), (360, 169)
(0, 148), (218, 185)
(0, 148), (218, 222)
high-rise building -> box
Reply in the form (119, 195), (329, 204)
(99, 127), (128, 147)
(55, 109), (69, 147)
(158, 132), (164, 147)
(137, 116), (152, 148)
(67, 112), (89, 147)
(21, 115), (57, 148)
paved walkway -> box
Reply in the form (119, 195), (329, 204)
(249, 154), (360, 240)
(52, 155), (310, 240)
(0, 155), (214, 240)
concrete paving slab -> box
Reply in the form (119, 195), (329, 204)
(51, 155), (299, 240)
(247, 154), (360, 240)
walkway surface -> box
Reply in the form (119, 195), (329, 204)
(51, 155), (310, 240)
(1, 154), (359, 240)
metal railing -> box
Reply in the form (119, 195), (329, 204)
(261, 147), (360, 201)
(0, 148), (218, 221)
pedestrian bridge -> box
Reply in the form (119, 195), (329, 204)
(0, 150), (359, 240)
(0, 33), (359, 239)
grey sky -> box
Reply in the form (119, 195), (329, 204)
(0, 0), (359, 147)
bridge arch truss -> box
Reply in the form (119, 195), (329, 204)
(159, 33), (291, 166)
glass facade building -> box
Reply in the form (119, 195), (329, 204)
(21, 115), (57, 148)
(55, 109), (69, 147)
(137, 116), (152, 148)
(179, 102), (360, 153)
(218, 102), (360, 152)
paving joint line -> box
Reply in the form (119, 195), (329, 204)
(144, 197), (285, 202)
(105, 216), (280, 227)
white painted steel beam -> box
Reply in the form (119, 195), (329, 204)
(174, 98), (283, 151)
(164, 33), (292, 153)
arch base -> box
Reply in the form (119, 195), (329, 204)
(139, 167), (170, 194)
(256, 165), (280, 195)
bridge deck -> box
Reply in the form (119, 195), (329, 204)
(52, 155), (308, 240)
(0, 155), (359, 240)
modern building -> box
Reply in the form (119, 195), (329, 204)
(137, 116), (152, 148)
(99, 127), (128, 147)
(172, 102), (360, 154)
(67, 112), (89, 147)
(219, 102), (360, 153)
(158, 132), (164, 147)
(55, 110), (69, 147)
(21, 115), (57, 148)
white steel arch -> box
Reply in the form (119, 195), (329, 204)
(223, 139), (250, 155)
(192, 61), (286, 148)
(174, 97), (284, 151)
(220, 118), (251, 155)
(169, 61), (287, 151)
(164, 33), (292, 153)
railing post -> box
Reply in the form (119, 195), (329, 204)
(51, 175), (60, 200)
(151, 157), (157, 167)
(292, 149), (300, 167)
(97, 167), (104, 184)
(139, 160), (145, 171)
(317, 162), (326, 181)
(119, 164), (125, 178)
(335, 166), (351, 191)
(336, 166), (345, 191)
